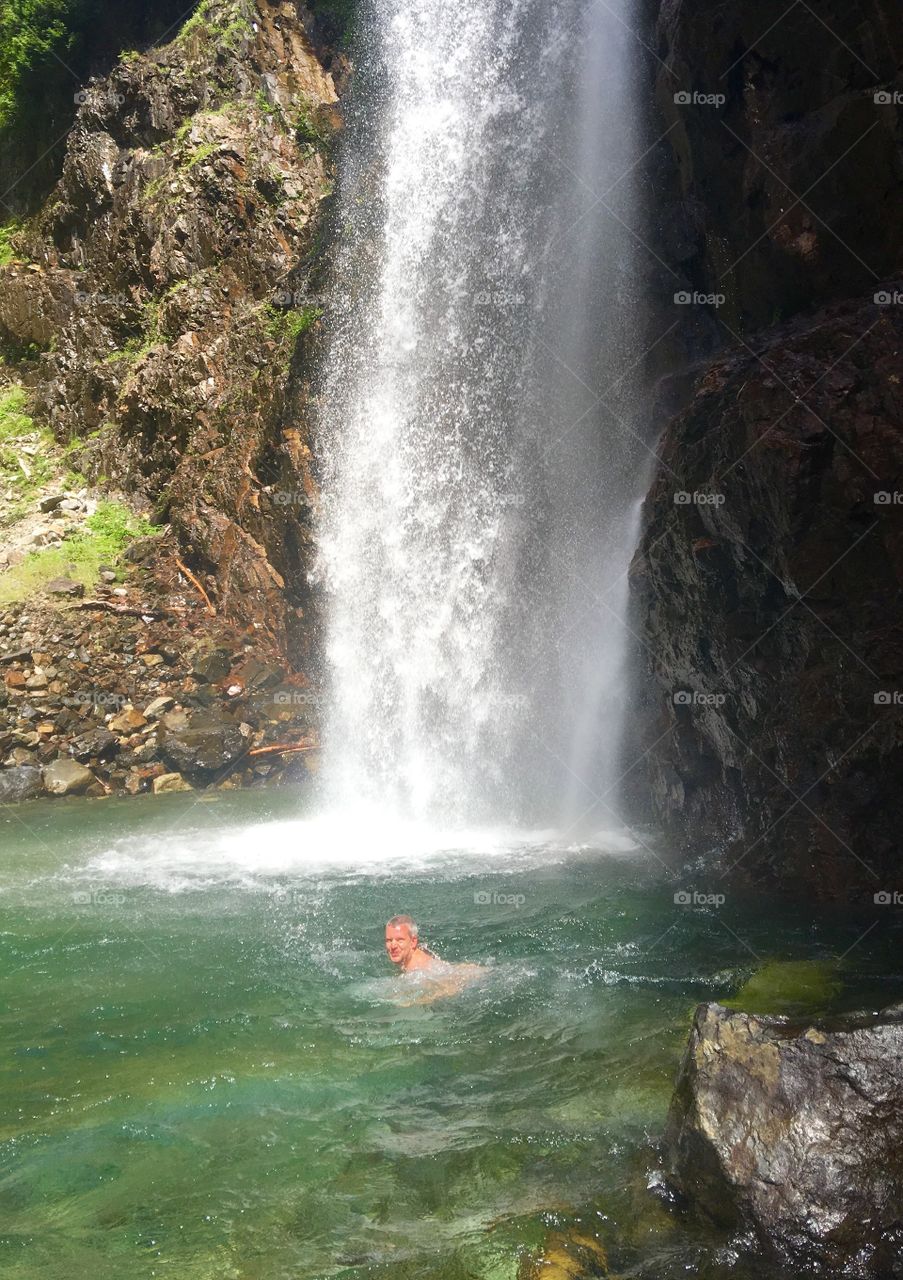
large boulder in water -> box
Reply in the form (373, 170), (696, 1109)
(664, 1002), (903, 1274)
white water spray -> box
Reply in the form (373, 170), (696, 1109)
(316, 0), (645, 828)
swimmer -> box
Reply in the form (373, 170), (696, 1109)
(384, 914), (484, 1003)
(384, 914), (439, 972)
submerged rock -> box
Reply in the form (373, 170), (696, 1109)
(664, 1002), (903, 1274)
(723, 959), (843, 1018)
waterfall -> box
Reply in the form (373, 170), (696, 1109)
(315, 0), (644, 829)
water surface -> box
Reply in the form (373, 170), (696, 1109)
(1, 792), (900, 1278)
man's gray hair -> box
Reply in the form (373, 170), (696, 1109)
(386, 913), (418, 936)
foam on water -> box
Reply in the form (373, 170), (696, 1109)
(56, 811), (641, 893)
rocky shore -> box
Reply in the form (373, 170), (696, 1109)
(0, 527), (319, 802)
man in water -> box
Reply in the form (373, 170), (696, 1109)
(384, 914), (483, 1001)
(384, 915), (438, 972)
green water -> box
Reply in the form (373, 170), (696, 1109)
(1, 793), (901, 1279)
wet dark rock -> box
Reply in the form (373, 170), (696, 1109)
(633, 288), (903, 897)
(237, 658), (284, 691)
(158, 708), (247, 778)
(648, 0), (903, 336)
(665, 1002), (903, 1275)
(191, 649), (232, 683)
(69, 727), (119, 762)
(0, 766), (44, 803)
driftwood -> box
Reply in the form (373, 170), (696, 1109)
(248, 741), (318, 758)
(175, 557), (216, 615)
(67, 600), (170, 619)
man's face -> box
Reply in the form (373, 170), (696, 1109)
(385, 923), (416, 967)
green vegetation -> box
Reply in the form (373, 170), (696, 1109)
(293, 101), (330, 151)
(254, 89), (276, 118)
(0, 0), (76, 129)
(724, 959), (843, 1017)
(103, 297), (164, 365)
(0, 499), (159, 603)
(266, 304), (322, 344)
(185, 140), (217, 169)
(305, 0), (358, 47)
(177, 0), (253, 52)
(0, 218), (24, 267)
(0, 384), (54, 523)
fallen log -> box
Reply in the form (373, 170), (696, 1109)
(67, 600), (171, 619)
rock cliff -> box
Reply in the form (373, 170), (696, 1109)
(634, 0), (903, 895)
(0, 0), (341, 660)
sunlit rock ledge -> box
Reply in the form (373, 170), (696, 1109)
(664, 1001), (903, 1275)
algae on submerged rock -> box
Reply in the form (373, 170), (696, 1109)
(723, 958), (843, 1018)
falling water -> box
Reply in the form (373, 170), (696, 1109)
(315, 0), (645, 828)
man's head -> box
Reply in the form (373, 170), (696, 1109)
(385, 914), (419, 968)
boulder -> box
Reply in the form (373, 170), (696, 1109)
(152, 771), (193, 794)
(158, 708), (246, 777)
(45, 578), (84, 597)
(664, 1002), (903, 1274)
(69, 727), (119, 762)
(0, 766), (44, 802)
(143, 695), (175, 719)
(108, 707), (147, 733)
(191, 648), (232, 683)
(42, 758), (95, 796)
